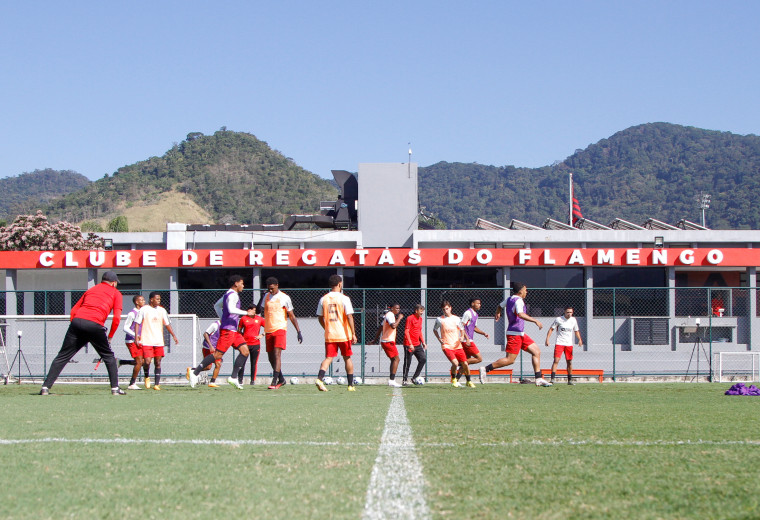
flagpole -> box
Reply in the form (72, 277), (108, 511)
(569, 172), (573, 226)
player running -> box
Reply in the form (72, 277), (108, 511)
(237, 305), (265, 385)
(314, 275), (358, 392)
(545, 306), (583, 385)
(461, 297), (489, 384)
(402, 304), (427, 385)
(433, 300), (475, 388)
(262, 277), (303, 390)
(480, 282), (552, 387)
(187, 275), (255, 389)
(122, 295), (146, 390)
(135, 292), (179, 391)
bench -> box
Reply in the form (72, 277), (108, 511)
(484, 368), (513, 383)
(540, 369), (604, 383)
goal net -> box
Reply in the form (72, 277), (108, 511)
(0, 314), (198, 382)
(715, 352), (760, 383)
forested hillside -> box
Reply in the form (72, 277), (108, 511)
(8, 123), (760, 231)
(419, 123), (760, 229)
(43, 130), (338, 226)
(0, 169), (90, 221)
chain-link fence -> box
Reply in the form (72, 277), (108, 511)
(2, 287), (759, 382)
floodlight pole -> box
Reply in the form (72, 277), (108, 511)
(699, 192), (711, 227)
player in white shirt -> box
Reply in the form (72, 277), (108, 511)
(135, 292), (179, 391)
(545, 306), (583, 385)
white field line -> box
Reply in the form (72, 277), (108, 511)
(362, 387), (430, 520)
(1, 438), (759, 448)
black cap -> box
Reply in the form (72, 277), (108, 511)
(102, 271), (120, 283)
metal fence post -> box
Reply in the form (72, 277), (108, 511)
(361, 289), (366, 381)
(612, 287), (616, 381)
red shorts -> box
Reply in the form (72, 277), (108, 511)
(554, 344), (574, 361)
(126, 342), (143, 359)
(202, 347), (214, 358)
(142, 345), (165, 358)
(381, 341), (399, 359)
(326, 341), (352, 358)
(266, 330), (287, 353)
(505, 334), (535, 355)
(443, 348), (467, 364)
(463, 341), (480, 357)
(216, 329), (246, 354)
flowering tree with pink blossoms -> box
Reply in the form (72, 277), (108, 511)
(0, 211), (103, 251)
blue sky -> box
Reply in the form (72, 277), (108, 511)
(1, 1), (758, 181)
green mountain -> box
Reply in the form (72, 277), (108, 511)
(42, 130), (339, 227)
(0, 169), (91, 221)
(19, 123), (760, 231)
(419, 123), (760, 229)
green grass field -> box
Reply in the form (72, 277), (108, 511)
(1, 382), (759, 519)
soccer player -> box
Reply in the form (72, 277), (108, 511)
(123, 294), (146, 390)
(545, 306), (583, 385)
(187, 275), (255, 389)
(262, 276), (303, 390)
(201, 319), (223, 387)
(40, 271), (125, 395)
(238, 305), (265, 385)
(402, 304), (427, 385)
(480, 282), (552, 387)
(379, 303), (404, 387)
(135, 292), (179, 391)
(461, 297), (489, 384)
(433, 300), (475, 388)
(314, 274), (357, 392)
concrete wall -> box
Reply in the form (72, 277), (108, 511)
(358, 163), (418, 248)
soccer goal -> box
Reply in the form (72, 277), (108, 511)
(715, 352), (760, 383)
(0, 314), (198, 380)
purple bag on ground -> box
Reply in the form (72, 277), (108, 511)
(725, 382), (760, 396)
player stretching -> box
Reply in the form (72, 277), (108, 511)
(238, 306), (265, 385)
(433, 300), (475, 388)
(262, 277), (302, 389)
(187, 275), (255, 389)
(461, 298), (489, 384)
(201, 319), (223, 387)
(545, 306), (583, 385)
(379, 303), (404, 387)
(402, 304), (427, 385)
(480, 282), (552, 387)
(123, 295), (146, 389)
(315, 275), (357, 392)
(135, 292), (179, 391)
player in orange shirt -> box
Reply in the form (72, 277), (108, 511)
(433, 300), (475, 388)
(314, 275), (358, 392)
(237, 305), (265, 385)
(262, 277), (303, 389)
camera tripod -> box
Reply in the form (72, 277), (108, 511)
(7, 331), (34, 385)
(684, 325), (711, 382)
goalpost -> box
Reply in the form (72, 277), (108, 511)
(715, 352), (760, 383)
(0, 314), (198, 381)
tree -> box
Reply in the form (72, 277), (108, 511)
(80, 221), (104, 232)
(107, 216), (128, 232)
(0, 211), (103, 251)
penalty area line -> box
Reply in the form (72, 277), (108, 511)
(0, 437), (374, 447)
